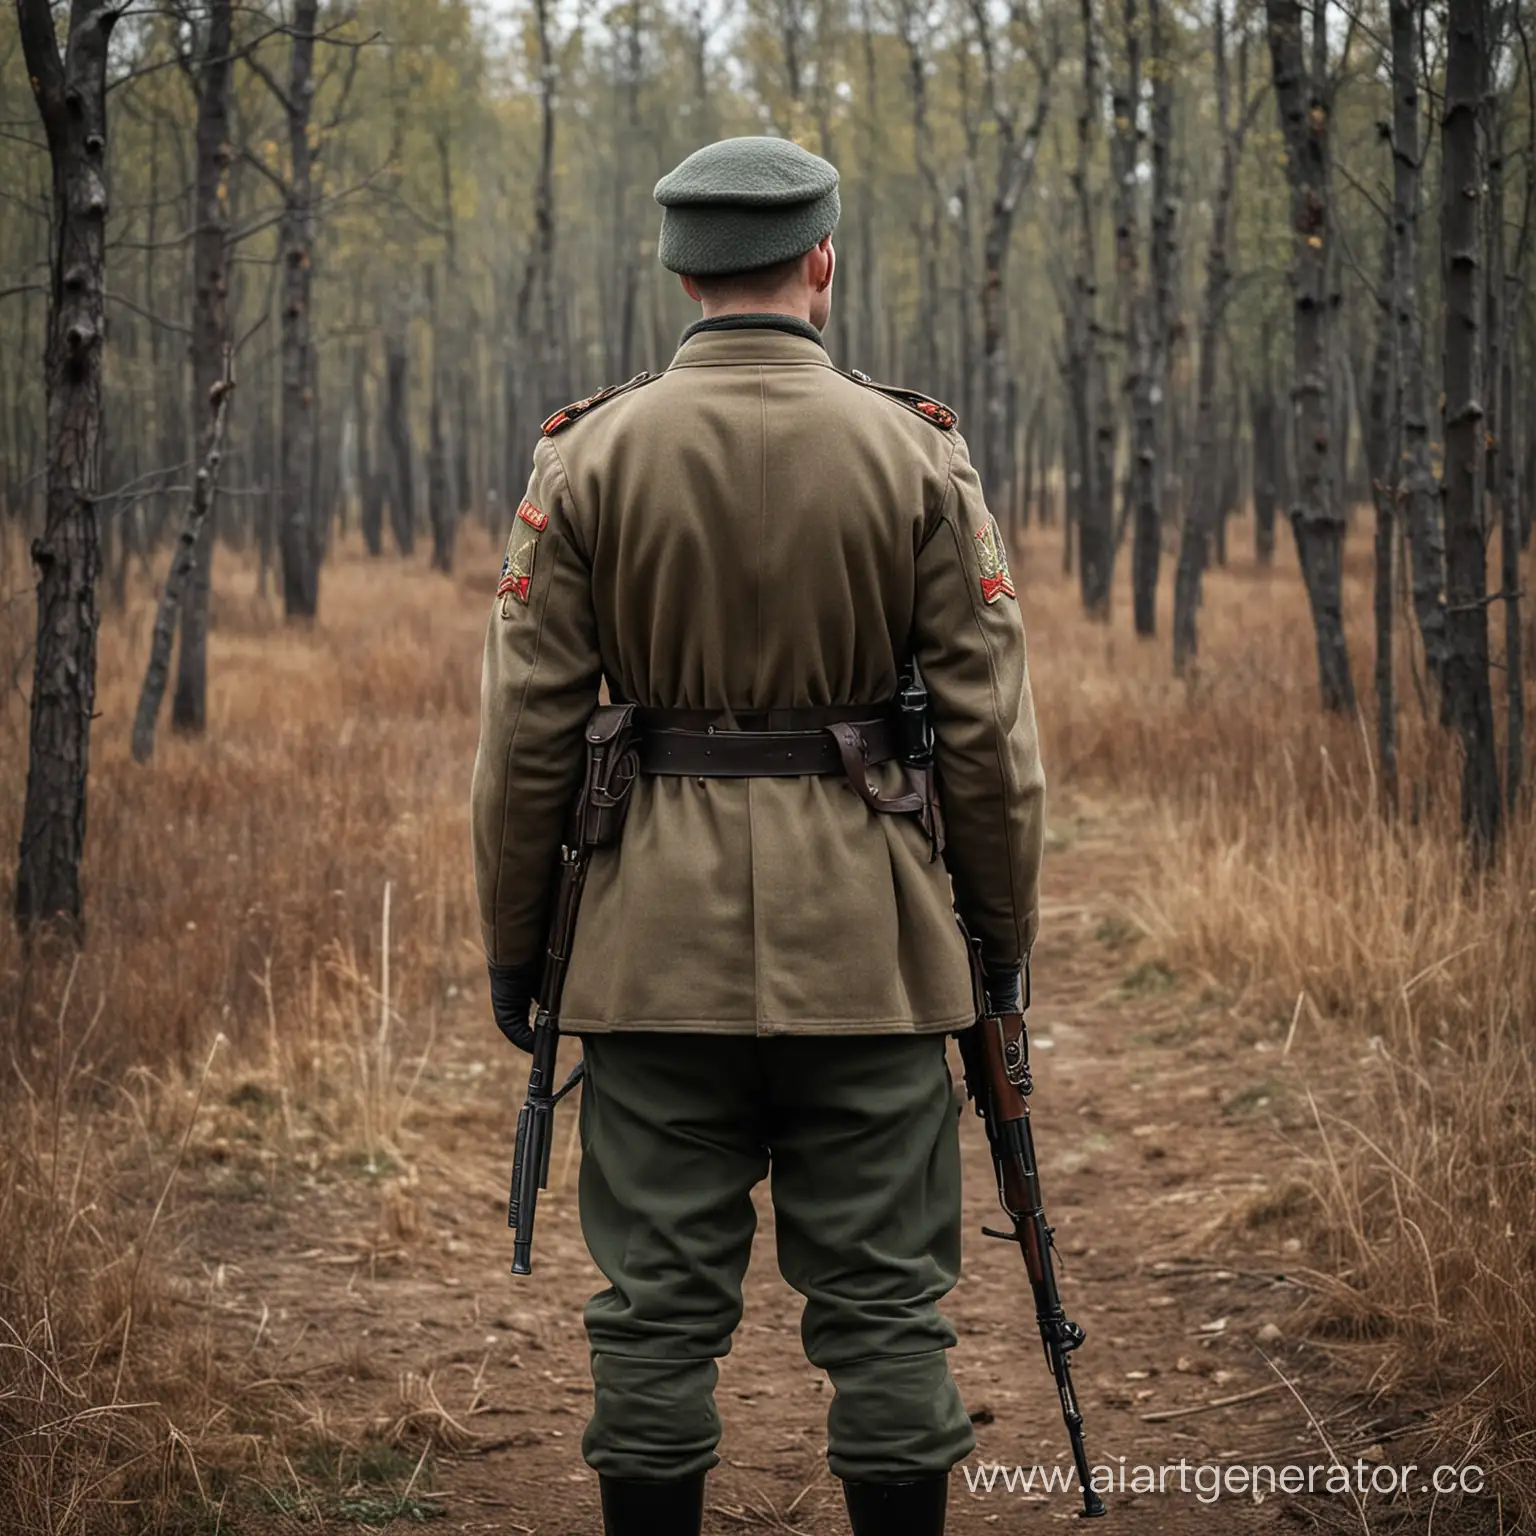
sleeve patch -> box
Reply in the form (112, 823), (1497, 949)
(516, 499), (549, 531)
(498, 534), (537, 611)
(974, 517), (1016, 603)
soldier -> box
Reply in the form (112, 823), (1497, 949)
(472, 137), (1045, 1536)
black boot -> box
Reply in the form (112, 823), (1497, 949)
(843, 1473), (948, 1535)
(598, 1473), (706, 1536)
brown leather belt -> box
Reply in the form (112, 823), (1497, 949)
(633, 706), (899, 778)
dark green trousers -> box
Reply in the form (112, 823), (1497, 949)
(576, 1032), (975, 1482)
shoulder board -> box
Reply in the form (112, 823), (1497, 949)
(541, 371), (658, 436)
(844, 369), (958, 431)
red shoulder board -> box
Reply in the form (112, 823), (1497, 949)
(541, 371), (657, 435)
(845, 369), (958, 431)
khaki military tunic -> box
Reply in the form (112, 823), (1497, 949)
(471, 324), (1044, 1035)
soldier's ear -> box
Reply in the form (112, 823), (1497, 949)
(679, 273), (703, 303)
(810, 238), (835, 295)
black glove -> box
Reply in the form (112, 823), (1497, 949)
(488, 960), (542, 1052)
(981, 959), (1025, 1016)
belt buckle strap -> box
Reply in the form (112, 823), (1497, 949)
(825, 722), (925, 816)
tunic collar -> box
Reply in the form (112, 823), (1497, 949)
(679, 312), (825, 347)
(669, 316), (832, 370)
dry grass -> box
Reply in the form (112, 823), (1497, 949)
(0, 512), (1532, 1528)
(1019, 517), (1536, 1517)
(0, 535), (497, 1532)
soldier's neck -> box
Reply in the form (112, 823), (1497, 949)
(680, 312), (825, 348)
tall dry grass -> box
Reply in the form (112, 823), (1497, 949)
(1019, 518), (1536, 1515)
(0, 515), (1531, 1527)
(0, 537), (497, 1532)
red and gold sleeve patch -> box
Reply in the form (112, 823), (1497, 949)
(497, 533), (538, 611)
(516, 499), (548, 531)
(974, 515), (1016, 604)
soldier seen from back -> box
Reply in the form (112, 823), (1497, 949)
(472, 135), (1046, 1536)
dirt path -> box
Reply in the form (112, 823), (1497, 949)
(182, 799), (1356, 1534)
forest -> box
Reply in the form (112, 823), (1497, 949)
(1, 0), (1533, 1527)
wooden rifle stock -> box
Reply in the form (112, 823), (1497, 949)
(956, 965), (1106, 1519)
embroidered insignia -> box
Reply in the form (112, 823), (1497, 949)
(974, 517), (1016, 604)
(842, 370), (958, 431)
(498, 536), (537, 608)
(516, 499), (548, 531)
(541, 371), (657, 435)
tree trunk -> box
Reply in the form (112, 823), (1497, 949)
(170, 0), (234, 734)
(1174, 0), (1247, 670)
(1112, 0), (1160, 636)
(616, 1), (643, 381)
(1499, 151), (1526, 804)
(1265, 0), (1356, 712)
(1111, 0), (1148, 630)
(1438, 0), (1499, 851)
(1488, 94), (1522, 809)
(1139, 0), (1174, 634)
(133, 352), (234, 764)
(1389, 0), (1448, 686)
(972, 0), (1053, 509)
(354, 348), (383, 555)
(427, 269), (453, 573)
(1020, 397), (1036, 533)
(897, 1), (943, 387)
(385, 325), (414, 556)
(277, 0), (320, 618)
(1501, 322), (1523, 807)
(1366, 233), (1398, 812)
(532, 0), (563, 409)
(12, 0), (123, 936)
(1070, 0), (1113, 615)
(1251, 379), (1278, 565)
(857, 0), (879, 372)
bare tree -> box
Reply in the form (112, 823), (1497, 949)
(1144, 0), (1175, 606)
(171, 0), (235, 734)
(1264, 0), (1356, 712)
(1173, 0), (1260, 670)
(1111, 0), (1159, 634)
(132, 350), (235, 763)
(426, 266), (454, 572)
(894, 0), (945, 387)
(384, 317), (414, 554)
(970, 0), (1056, 508)
(1365, 231), (1397, 811)
(1388, 0), (1447, 687)
(13, 0), (128, 934)
(1487, 37), (1528, 809)
(622, 4), (645, 378)
(354, 344), (383, 554)
(1068, 0), (1113, 615)
(1438, 0), (1499, 850)
(276, 0), (322, 616)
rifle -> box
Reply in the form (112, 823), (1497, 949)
(507, 704), (639, 1276)
(956, 954), (1106, 1519)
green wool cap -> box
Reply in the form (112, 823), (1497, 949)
(655, 137), (840, 277)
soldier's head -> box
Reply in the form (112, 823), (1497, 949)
(655, 138), (839, 333)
